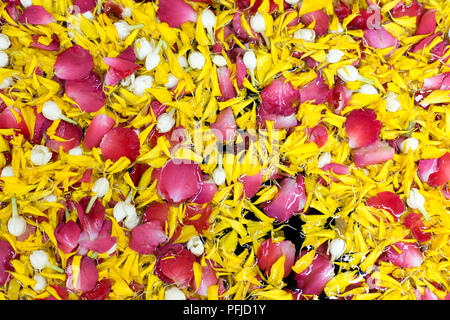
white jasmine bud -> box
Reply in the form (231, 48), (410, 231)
(114, 21), (144, 41)
(92, 177), (109, 197)
(82, 11), (95, 20)
(30, 145), (52, 166)
(326, 49), (345, 64)
(178, 55), (188, 69)
(124, 213), (140, 229)
(384, 92), (402, 112)
(33, 274), (47, 293)
(133, 75), (154, 96)
(0, 77), (14, 89)
(212, 55), (227, 67)
(113, 201), (136, 223)
(0, 51), (9, 68)
(250, 12), (266, 33)
(294, 29), (316, 42)
(188, 51), (206, 70)
(1, 165), (14, 177)
(121, 7), (132, 18)
(164, 74), (179, 89)
(145, 52), (161, 71)
(134, 37), (153, 61)
(42, 101), (62, 121)
(407, 188), (429, 220)
(0, 34), (11, 51)
(68, 146), (83, 156)
(337, 65), (360, 82)
(201, 9), (216, 30)
(42, 194), (57, 203)
(187, 235), (204, 257)
(358, 84), (379, 95)
(164, 286), (186, 300)
(400, 137), (419, 153)
(328, 238), (346, 261)
(30, 250), (50, 270)
(8, 215), (27, 237)
(243, 51), (257, 71)
(317, 152), (332, 168)
(212, 166), (226, 185)
(20, 0), (33, 8)
(156, 110), (176, 133)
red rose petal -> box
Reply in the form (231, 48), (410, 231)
(54, 220), (81, 253)
(404, 213), (431, 243)
(156, 159), (203, 204)
(236, 55), (247, 89)
(260, 77), (300, 116)
(65, 72), (105, 113)
(0, 107), (30, 140)
(80, 278), (112, 300)
(299, 76), (330, 105)
(84, 114), (115, 149)
(78, 221), (116, 254)
(143, 202), (170, 226)
(190, 181), (217, 204)
(30, 34), (60, 51)
(327, 81), (352, 115)
(348, 8), (381, 30)
(155, 244), (196, 288)
(427, 153), (450, 187)
(256, 239), (296, 278)
(184, 204), (213, 233)
(99, 127), (140, 162)
(76, 197), (106, 239)
(45, 121), (82, 152)
(262, 176), (307, 222)
(18, 5), (55, 25)
(353, 140), (395, 168)
(103, 0), (123, 17)
(54, 45), (94, 81)
(66, 256), (99, 293)
(73, 0), (97, 13)
(308, 124), (328, 148)
(32, 113), (52, 144)
(391, 1), (423, 18)
(415, 9), (436, 35)
(381, 241), (423, 268)
(217, 67), (237, 101)
(366, 191), (406, 221)
(417, 158), (439, 183)
(345, 109), (382, 149)
(157, 0), (198, 28)
(210, 107), (236, 142)
(129, 221), (168, 255)
(299, 10), (329, 36)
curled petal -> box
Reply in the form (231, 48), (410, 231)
(404, 213), (431, 243)
(54, 45), (94, 81)
(143, 203), (171, 226)
(217, 67), (237, 101)
(66, 256), (99, 293)
(262, 176), (307, 222)
(190, 181), (217, 204)
(363, 27), (399, 51)
(54, 220), (81, 253)
(256, 239), (296, 278)
(76, 197), (106, 239)
(0, 107), (30, 140)
(366, 191), (406, 221)
(155, 244), (196, 288)
(299, 10), (329, 36)
(99, 127), (140, 162)
(427, 153), (450, 187)
(156, 159), (203, 204)
(18, 5), (55, 25)
(157, 0), (198, 28)
(129, 221), (168, 255)
(353, 140), (395, 168)
(84, 114), (115, 149)
(415, 9), (436, 35)
(184, 204), (212, 234)
(65, 72), (105, 113)
(45, 121), (82, 153)
(327, 81), (352, 115)
(345, 109), (382, 149)
(381, 241), (423, 268)
(307, 124), (328, 148)
(192, 262), (219, 296)
(80, 278), (112, 300)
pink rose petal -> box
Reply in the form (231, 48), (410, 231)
(238, 171), (263, 199)
(307, 124), (328, 148)
(353, 140), (395, 168)
(299, 10), (329, 36)
(391, 1), (423, 18)
(84, 114), (115, 149)
(260, 77), (300, 116)
(192, 262), (219, 296)
(0, 241), (15, 286)
(236, 55), (247, 89)
(157, 0), (198, 28)
(99, 127), (140, 162)
(73, 0), (97, 13)
(217, 67), (237, 101)
(363, 27), (399, 52)
(155, 244), (196, 288)
(54, 220), (81, 253)
(66, 256), (98, 293)
(0, 107), (31, 140)
(190, 181), (217, 204)
(299, 76), (330, 105)
(30, 34), (60, 51)
(65, 72), (105, 113)
(129, 221), (168, 255)
(210, 107), (236, 142)
(415, 9), (436, 35)
(18, 5), (55, 25)
(45, 121), (82, 152)
(381, 241), (423, 268)
(427, 153), (450, 187)
(327, 81), (352, 115)
(404, 213), (431, 243)
(54, 45), (94, 81)
(345, 109), (382, 149)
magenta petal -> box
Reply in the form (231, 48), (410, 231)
(299, 76), (330, 105)
(217, 67), (237, 101)
(84, 114), (115, 149)
(54, 220), (82, 253)
(0, 241), (15, 286)
(103, 57), (140, 73)
(262, 176), (307, 222)
(256, 239), (296, 278)
(65, 72), (105, 113)
(415, 9), (436, 35)
(299, 10), (329, 36)
(129, 221), (168, 254)
(236, 56), (247, 89)
(157, 0), (198, 28)
(366, 191), (406, 221)
(18, 5), (55, 25)
(157, 159), (203, 204)
(353, 140), (395, 168)
(238, 171), (263, 199)
(363, 27), (399, 51)
(327, 81), (352, 114)
(345, 109), (382, 149)
(422, 73), (448, 90)
(321, 163), (349, 176)
(257, 107), (298, 129)
(382, 241), (423, 268)
(76, 197), (105, 239)
(232, 12), (251, 42)
(30, 34), (60, 51)
(54, 45), (94, 80)
(73, 0), (97, 13)
(190, 181), (217, 204)
(210, 107), (236, 142)
(294, 250), (335, 296)
(260, 77), (300, 116)
(411, 33), (439, 53)
(45, 121), (82, 152)
(99, 127), (140, 162)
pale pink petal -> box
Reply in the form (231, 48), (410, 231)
(192, 262), (219, 296)
(54, 45), (94, 81)
(345, 109), (382, 149)
(210, 107), (236, 142)
(18, 5), (55, 25)
(381, 241), (423, 268)
(417, 158), (439, 183)
(99, 127), (140, 162)
(157, 0), (198, 28)
(366, 191), (406, 221)
(256, 239), (296, 278)
(363, 27), (399, 51)
(353, 140), (395, 168)
(157, 159), (203, 204)
(190, 181), (217, 204)
(262, 176), (307, 222)
(299, 76), (330, 105)
(84, 114), (115, 149)
(129, 221), (168, 255)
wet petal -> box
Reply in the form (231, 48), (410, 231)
(54, 220), (81, 253)
(65, 72), (105, 113)
(256, 239), (296, 278)
(99, 127), (140, 162)
(353, 140), (395, 168)
(345, 109), (382, 149)
(129, 221), (168, 255)
(238, 171), (263, 199)
(260, 77), (300, 116)
(0, 241), (15, 286)
(155, 244), (196, 288)
(381, 241), (423, 268)
(45, 121), (82, 153)
(299, 10), (329, 36)
(210, 107), (236, 142)
(366, 191), (406, 221)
